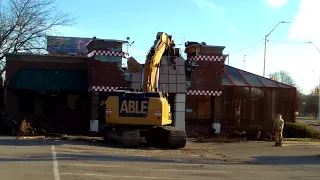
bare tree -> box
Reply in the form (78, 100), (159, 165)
(0, 0), (75, 75)
(268, 70), (296, 86)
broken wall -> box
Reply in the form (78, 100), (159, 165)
(130, 56), (187, 130)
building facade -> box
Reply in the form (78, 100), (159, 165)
(2, 37), (297, 136)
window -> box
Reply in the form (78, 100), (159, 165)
(34, 98), (43, 115)
(186, 95), (212, 120)
(185, 96), (198, 120)
(43, 96), (57, 116)
(19, 92), (35, 114)
(198, 96), (211, 119)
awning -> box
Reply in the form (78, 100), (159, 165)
(8, 68), (88, 92)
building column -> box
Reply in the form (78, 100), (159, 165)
(90, 91), (99, 132)
(174, 93), (186, 130)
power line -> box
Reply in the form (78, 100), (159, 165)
(268, 40), (311, 44)
(229, 39), (264, 54)
(229, 39), (310, 56)
(245, 42), (265, 56)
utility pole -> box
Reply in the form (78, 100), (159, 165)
(263, 21), (290, 77)
(263, 35), (267, 76)
(243, 55), (246, 70)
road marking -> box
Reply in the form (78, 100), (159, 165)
(59, 172), (181, 179)
(52, 145), (60, 180)
(60, 163), (227, 173)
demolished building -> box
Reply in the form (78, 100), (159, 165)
(2, 35), (296, 136)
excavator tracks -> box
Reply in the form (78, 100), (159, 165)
(104, 126), (187, 149)
(163, 126), (187, 149)
(104, 127), (140, 148)
(146, 126), (187, 149)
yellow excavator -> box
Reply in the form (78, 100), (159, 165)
(103, 32), (187, 149)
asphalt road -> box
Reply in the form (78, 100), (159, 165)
(0, 136), (320, 180)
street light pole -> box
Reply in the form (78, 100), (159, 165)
(263, 21), (290, 77)
(318, 78), (320, 120)
(125, 37), (135, 56)
(263, 35), (267, 77)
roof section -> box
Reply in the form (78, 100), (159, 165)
(223, 65), (295, 88)
(224, 66), (249, 86)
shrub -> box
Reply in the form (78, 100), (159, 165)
(19, 119), (34, 136)
(283, 122), (320, 139)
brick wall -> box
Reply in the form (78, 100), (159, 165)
(88, 59), (130, 87)
(185, 43), (226, 94)
(187, 59), (224, 91)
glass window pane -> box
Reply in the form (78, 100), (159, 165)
(239, 70), (264, 87)
(225, 66), (248, 86)
(258, 77), (279, 87)
(277, 83), (292, 88)
(222, 73), (233, 85)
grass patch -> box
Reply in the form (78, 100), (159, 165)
(283, 138), (320, 142)
(296, 116), (316, 120)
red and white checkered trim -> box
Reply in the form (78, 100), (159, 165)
(187, 90), (222, 96)
(87, 50), (129, 58)
(90, 86), (127, 92)
(189, 55), (224, 61)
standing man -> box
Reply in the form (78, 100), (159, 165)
(273, 114), (284, 147)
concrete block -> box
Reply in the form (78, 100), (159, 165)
(168, 84), (177, 93)
(175, 57), (185, 66)
(91, 92), (99, 102)
(177, 84), (186, 93)
(175, 102), (185, 112)
(176, 66), (185, 75)
(159, 65), (169, 74)
(159, 74), (169, 84)
(131, 73), (142, 83)
(160, 57), (168, 65)
(177, 75), (185, 83)
(169, 75), (177, 83)
(158, 83), (169, 92)
(131, 82), (141, 90)
(175, 93), (186, 103)
(174, 111), (185, 130)
(169, 66), (177, 75)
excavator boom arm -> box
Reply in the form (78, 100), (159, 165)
(143, 32), (175, 92)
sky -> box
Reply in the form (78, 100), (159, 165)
(53, 0), (320, 94)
